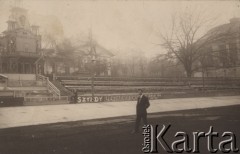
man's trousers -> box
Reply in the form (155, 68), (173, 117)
(134, 113), (148, 132)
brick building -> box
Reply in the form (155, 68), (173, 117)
(195, 18), (240, 77)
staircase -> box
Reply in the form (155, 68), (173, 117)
(4, 74), (69, 106)
(52, 80), (74, 97)
(36, 74), (61, 98)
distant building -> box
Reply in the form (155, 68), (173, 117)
(0, 7), (114, 77)
(195, 18), (240, 77)
(76, 42), (114, 76)
(43, 43), (114, 76)
(0, 7), (43, 74)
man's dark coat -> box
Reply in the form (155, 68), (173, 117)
(136, 95), (150, 115)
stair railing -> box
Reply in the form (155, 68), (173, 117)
(36, 74), (60, 99)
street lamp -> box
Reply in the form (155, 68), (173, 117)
(89, 28), (97, 102)
(91, 56), (96, 102)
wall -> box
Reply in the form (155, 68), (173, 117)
(3, 74), (36, 80)
(16, 36), (36, 53)
(76, 93), (162, 103)
(194, 67), (240, 77)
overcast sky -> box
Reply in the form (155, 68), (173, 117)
(0, 0), (240, 58)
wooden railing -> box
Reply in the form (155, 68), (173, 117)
(37, 74), (60, 99)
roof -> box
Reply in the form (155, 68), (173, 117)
(195, 18), (240, 46)
(75, 42), (114, 57)
(96, 44), (115, 57)
(207, 18), (240, 36)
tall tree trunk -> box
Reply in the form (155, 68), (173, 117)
(185, 65), (192, 87)
(186, 68), (192, 78)
(183, 62), (193, 78)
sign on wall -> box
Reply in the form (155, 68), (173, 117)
(77, 93), (162, 103)
(77, 96), (103, 103)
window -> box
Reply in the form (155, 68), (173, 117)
(229, 42), (238, 65)
(24, 43), (29, 52)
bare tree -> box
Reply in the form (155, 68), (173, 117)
(198, 48), (212, 89)
(56, 38), (77, 57)
(136, 51), (147, 77)
(160, 10), (218, 78)
(111, 59), (121, 77)
(54, 38), (78, 74)
(41, 33), (58, 49)
(148, 54), (185, 77)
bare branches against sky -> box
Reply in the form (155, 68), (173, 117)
(0, 0), (239, 58)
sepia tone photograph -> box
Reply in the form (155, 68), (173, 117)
(0, 0), (240, 153)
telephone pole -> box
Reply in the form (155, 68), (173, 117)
(89, 28), (96, 102)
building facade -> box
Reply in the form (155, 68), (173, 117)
(0, 7), (114, 77)
(195, 18), (240, 77)
(43, 44), (114, 76)
(0, 7), (43, 74)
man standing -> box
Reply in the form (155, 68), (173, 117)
(132, 89), (150, 133)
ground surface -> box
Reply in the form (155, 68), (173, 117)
(1, 96), (240, 129)
(0, 105), (240, 154)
